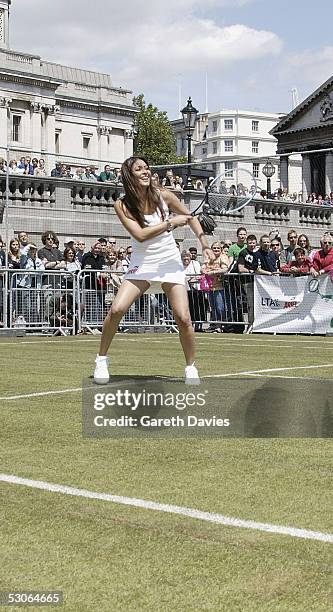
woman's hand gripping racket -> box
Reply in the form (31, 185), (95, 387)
(191, 168), (258, 235)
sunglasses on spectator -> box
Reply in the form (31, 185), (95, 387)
(322, 241), (332, 245)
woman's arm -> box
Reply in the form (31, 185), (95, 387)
(162, 190), (215, 262)
(114, 199), (191, 243)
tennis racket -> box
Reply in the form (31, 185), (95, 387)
(191, 168), (257, 234)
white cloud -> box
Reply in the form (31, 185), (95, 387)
(10, 1), (281, 96)
(287, 46), (333, 89)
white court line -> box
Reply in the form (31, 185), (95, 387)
(1, 333), (333, 347)
(1, 363), (333, 401)
(0, 387), (87, 401)
(204, 363), (333, 378)
(0, 473), (331, 543)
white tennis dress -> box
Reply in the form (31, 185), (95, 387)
(124, 197), (186, 287)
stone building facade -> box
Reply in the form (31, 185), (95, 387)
(271, 75), (333, 200)
(0, 0), (136, 173)
(171, 108), (303, 194)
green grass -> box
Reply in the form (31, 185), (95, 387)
(0, 334), (332, 611)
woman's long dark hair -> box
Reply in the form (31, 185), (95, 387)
(121, 156), (164, 227)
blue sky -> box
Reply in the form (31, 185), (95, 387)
(10, 0), (333, 119)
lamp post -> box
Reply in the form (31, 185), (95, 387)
(262, 160), (275, 199)
(181, 97), (198, 190)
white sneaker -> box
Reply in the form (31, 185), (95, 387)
(185, 363), (201, 385)
(94, 355), (110, 384)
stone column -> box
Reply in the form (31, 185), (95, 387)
(97, 126), (112, 163)
(0, 1), (10, 50)
(302, 153), (311, 201)
(124, 130), (134, 159)
(42, 104), (59, 172)
(0, 96), (11, 146)
(280, 155), (289, 191)
(325, 151), (333, 195)
(30, 102), (42, 154)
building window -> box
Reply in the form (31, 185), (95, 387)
(252, 120), (259, 132)
(252, 141), (259, 154)
(225, 161), (233, 177)
(55, 131), (60, 155)
(224, 140), (233, 152)
(224, 119), (233, 131)
(202, 147), (207, 154)
(212, 141), (217, 154)
(83, 136), (90, 157)
(212, 120), (217, 132)
(253, 162), (259, 178)
(12, 115), (22, 142)
(277, 164), (280, 179)
(181, 137), (186, 150)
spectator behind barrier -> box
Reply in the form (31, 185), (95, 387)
(34, 159), (47, 177)
(117, 247), (129, 272)
(280, 247), (312, 276)
(63, 246), (81, 273)
(104, 249), (124, 290)
(99, 165), (116, 182)
(51, 162), (64, 178)
(19, 244), (45, 288)
(228, 227), (247, 261)
(97, 238), (108, 258)
(254, 235), (279, 276)
(181, 249), (204, 332)
(81, 242), (105, 289)
(284, 229), (298, 262)
(201, 242), (229, 333)
(297, 234), (317, 260)
(310, 234), (333, 277)
(18, 231), (30, 257)
(76, 240), (86, 264)
(18, 156), (34, 175)
(162, 169), (175, 188)
(73, 168), (85, 181)
(237, 235), (258, 274)
(8, 238), (21, 269)
(38, 231), (65, 270)
(84, 167), (99, 181)
(270, 237), (285, 269)
(189, 247), (198, 261)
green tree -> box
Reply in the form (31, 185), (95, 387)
(133, 94), (186, 166)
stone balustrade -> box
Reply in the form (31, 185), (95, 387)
(0, 175), (331, 247)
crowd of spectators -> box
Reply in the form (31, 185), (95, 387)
(157, 169), (333, 207)
(1, 225), (332, 332)
(1, 159), (332, 208)
(0, 158), (122, 183)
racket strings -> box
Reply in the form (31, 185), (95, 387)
(206, 192), (249, 214)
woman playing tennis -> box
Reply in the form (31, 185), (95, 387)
(94, 156), (214, 385)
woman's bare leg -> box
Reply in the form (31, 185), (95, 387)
(162, 283), (195, 365)
(98, 279), (150, 356)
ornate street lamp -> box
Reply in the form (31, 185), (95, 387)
(262, 160), (275, 199)
(181, 97), (198, 189)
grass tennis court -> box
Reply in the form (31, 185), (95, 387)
(1, 333), (332, 611)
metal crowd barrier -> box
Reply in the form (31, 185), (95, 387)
(0, 268), (253, 335)
(0, 269), (77, 335)
(76, 270), (252, 334)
